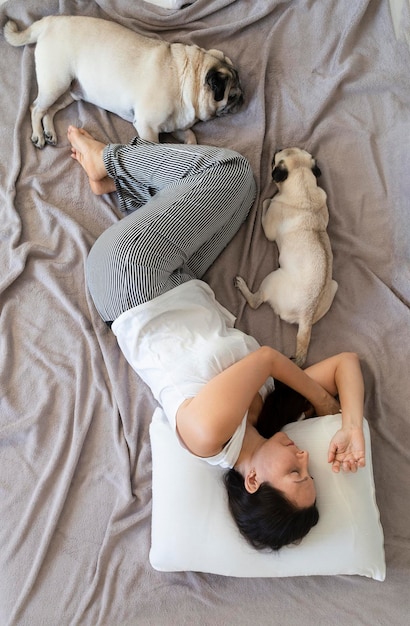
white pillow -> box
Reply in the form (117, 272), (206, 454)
(149, 410), (385, 580)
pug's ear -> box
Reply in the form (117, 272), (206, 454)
(272, 150), (282, 165)
(207, 48), (226, 62)
(312, 162), (321, 178)
(206, 69), (228, 101)
(272, 164), (288, 183)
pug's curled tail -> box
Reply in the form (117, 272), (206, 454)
(4, 19), (43, 47)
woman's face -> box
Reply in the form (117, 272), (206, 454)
(255, 431), (316, 509)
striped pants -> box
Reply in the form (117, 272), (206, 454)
(86, 138), (256, 323)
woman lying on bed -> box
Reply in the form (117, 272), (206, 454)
(67, 126), (366, 551)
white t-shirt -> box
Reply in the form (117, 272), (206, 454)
(112, 280), (274, 468)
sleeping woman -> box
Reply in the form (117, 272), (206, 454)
(67, 125), (366, 551)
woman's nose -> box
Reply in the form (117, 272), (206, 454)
(296, 449), (309, 462)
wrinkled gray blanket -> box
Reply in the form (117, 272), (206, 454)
(1, 0), (409, 624)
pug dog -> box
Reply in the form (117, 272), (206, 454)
(235, 148), (338, 366)
(4, 15), (243, 148)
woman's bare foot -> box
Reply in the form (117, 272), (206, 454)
(88, 177), (117, 196)
(67, 125), (116, 195)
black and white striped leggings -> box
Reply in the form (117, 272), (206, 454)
(86, 137), (256, 323)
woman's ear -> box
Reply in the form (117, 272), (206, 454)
(244, 469), (259, 494)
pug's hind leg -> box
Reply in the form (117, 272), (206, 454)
(234, 276), (264, 309)
(42, 91), (76, 145)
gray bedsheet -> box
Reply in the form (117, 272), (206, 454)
(1, 0), (409, 624)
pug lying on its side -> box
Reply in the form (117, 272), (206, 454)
(4, 15), (243, 148)
(235, 148), (338, 366)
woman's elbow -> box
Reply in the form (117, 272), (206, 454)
(176, 409), (222, 459)
(340, 351), (360, 364)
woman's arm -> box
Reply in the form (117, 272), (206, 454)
(304, 352), (366, 473)
(176, 346), (339, 458)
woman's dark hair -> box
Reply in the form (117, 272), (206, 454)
(224, 469), (319, 551)
(225, 380), (318, 551)
(256, 379), (313, 438)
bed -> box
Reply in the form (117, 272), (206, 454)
(1, 0), (409, 624)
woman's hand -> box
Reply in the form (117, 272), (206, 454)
(328, 426), (366, 473)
